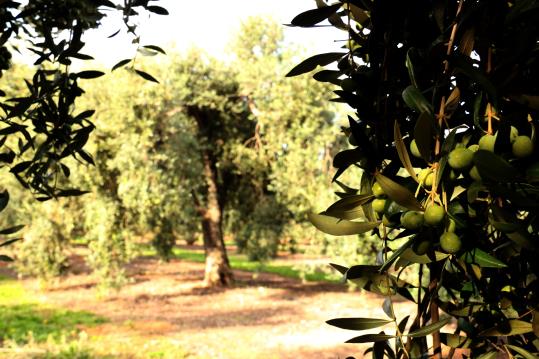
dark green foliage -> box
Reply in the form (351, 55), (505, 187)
(292, 0), (539, 357)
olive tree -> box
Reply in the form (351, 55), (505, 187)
(289, 0), (539, 357)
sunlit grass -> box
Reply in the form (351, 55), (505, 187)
(0, 277), (106, 345)
(138, 245), (336, 283)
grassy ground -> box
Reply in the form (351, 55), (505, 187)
(139, 245), (338, 283)
(0, 277), (109, 358)
(0, 247), (355, 358)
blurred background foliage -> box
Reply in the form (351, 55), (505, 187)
(1, 17), (378, 289)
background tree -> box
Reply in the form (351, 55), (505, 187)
(289, 0), (539, 358)
(230, 17), (377, 264)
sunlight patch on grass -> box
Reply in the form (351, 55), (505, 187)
(0, 279), (106, 345)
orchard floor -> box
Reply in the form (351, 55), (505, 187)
(1, 251), (418, 359)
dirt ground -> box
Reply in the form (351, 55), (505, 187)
(6, 254), (418, 359)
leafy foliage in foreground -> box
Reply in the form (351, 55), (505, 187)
(0, 1), (168, 262)
(290, 0), (539, 357)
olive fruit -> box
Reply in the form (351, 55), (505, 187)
(469, 166), (481, 181)
(478, 134), (496, 152)
(401, 211), (424, 230)
(410, 140), (421, 158)
(512, 136), (534, 158)
(424, 204), (445, 226)
(372, 182), (385, 198)
(372, 199), (387, 213)
(509, 126), (519, 143)
(440, 232), (461, 254)
(448, 148), (474, 170)
(468, 144), (479, 152)
(414, 240), (431, 256)
(418, 168), (434, 187)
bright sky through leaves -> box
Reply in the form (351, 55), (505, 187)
(83, 0), (342, 66)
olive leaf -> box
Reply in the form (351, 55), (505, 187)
(308, 213), (379, 236)
(324, 194), (374, 220)
(408, 317), (451, 337)
(394, 121), (418, 182)
(374, 173), (423, 211)
(479, 320), (533, 336)
(345, 333), (396, 343)
(326, 317), (393, 331)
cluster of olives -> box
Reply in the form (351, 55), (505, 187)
(371, 181), (461, 255)
(445, 127), (533, 180)
(393, 125), (536, 255)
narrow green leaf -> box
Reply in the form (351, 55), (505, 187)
(112, 58), (131, 71)
(382, 298), (395, 320)
(0, 237), (22, 247)
(334, 180), (358, 195)
(0, 190), (9, 213)
(408, 317), (451, 337)
(394, 121), (418, 182)
(346, 334), (396, 343)
(147, 5), (169, 15)
(473, 150), (517, 183)
(135, 69), (159, 83)
(56, 189), (90, 197)
(313, 70), (341, 84)
(480, 320), (533, 336)
(291, 3), (342, 27)
(137, 47), (159, 56)
(398, 315), (410, 334)
(324, 194), (374, 220)
(461, 248), (507, 268)
(348, 4), (369, 24)
(402, 86), (433, 114)
(0, 224), (24, 235)
(405, 48), (418, 88)
(329, 263), (348, 275)
(380, 237), (415, 272)
(361, 172), (376, 222)
(286, 52), (345, 77)
(308, 213), (379, 236)
(375, 173), (423, 211)
(76, 70), (105, 79)
(326, 317), (393, 331)
(506, 345), (538, 359)
(450, 304), (483, 317)
(439, 333), (472, 348)
(142, 45), (166, 54)
(476, 351), (498, 359)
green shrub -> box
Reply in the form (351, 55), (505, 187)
(14, 217), (68, 280)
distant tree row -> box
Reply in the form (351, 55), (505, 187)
(3, 17), (377, 289)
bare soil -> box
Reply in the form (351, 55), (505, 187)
(5, 253), (418, 359)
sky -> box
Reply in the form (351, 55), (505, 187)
(82, 0), (344, 67)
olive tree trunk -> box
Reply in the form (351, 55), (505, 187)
(200, 150), (233, 287)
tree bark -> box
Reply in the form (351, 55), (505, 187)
(200, 150), (234, 287)
(187, 105), (234, 287)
